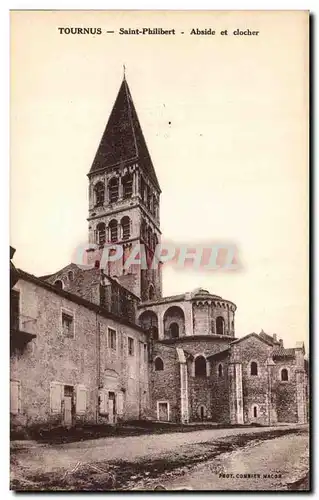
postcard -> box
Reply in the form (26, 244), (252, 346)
(10, 10), (309, 491)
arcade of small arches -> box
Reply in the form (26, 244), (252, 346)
(138, 305), (233, 340)
(139, 306), (186, 341)
(93, 215), (160, 250)
(93, 175), (133, 207)
(94, 217), (131, 245)
(92, 171), (159, 220)
(154, 353), (223, 380)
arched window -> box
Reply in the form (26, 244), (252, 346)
(96, 222), (106, 245)
(218, 363), (223, 378)
(109, 219), (118, 243)
(94, 182), (105, 206)
(68, 271), (74, 281)
(54, 280), (63, 289)
(122, 174), (133, 199)
(164, 306), (185, 339)
(169, 322), (179, 338)
(139, 311), (159, 341)
(149, 284), (155, 301)
(155, 357), (164, 371)
(147, 227), (153, 248)
(199, 405), (206, 421)
(281, 368), (289, 381)
(147, 191), (153, 212)
(253, 406), (258, 418)
(153, 196), (158, 218)
(121, 216), (130, 240)
(140, 177), (147, 203)
(216, 316), (225, 335)
(250, 361), (258, 376)
(195, 356), (207, 377)
(141, 220), (146, 242)
(108, 177), (119, 203)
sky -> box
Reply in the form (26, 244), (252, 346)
(10, 10), (308, 349)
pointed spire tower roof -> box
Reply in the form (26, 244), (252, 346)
(89, 76), (161, 192)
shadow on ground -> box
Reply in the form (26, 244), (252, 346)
(11, 419), (264, 444)
(11, 427), (308, 491)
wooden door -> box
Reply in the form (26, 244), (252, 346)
(64, 396), (72, 426)
(158, 402), (168, 421)
(63, 385), (74, 427)
(108, 392), (116, 424)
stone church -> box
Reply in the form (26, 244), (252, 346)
(10, 75), (308, 431)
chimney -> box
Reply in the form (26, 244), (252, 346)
(273, 333), (277, 341)
(279, 338), (283, 347)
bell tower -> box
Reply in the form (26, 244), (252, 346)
(87, 75), (162, 301)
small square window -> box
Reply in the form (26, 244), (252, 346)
(128, 337), (134, 356)
(108, 328), (117, 350)
(62, 311), (74, 337)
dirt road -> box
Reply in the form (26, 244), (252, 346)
(131, 431), (309, 491)
(11, 424), (309, 491)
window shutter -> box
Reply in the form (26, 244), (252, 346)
(50, 382), (63, 413)
(76, 385), (87, 414)
(117, 392), (124, 416)
(99, 390), (104, 413)
(10, 380), (20, 415)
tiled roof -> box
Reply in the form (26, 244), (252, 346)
(16, 268), (143, 332)
(67, 268), (101, 302)
(273, 347), (296, 358)
(231, 332), (274, 347)
(206, 348), (230, 360)
(89, 78), (161, 192)
(259, 331), (280, 345)
(42, 263), (139, 302)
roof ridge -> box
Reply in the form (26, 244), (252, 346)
(124, 79), (139, 158)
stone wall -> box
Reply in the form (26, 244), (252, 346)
(210, 357), (231, 423)
(150, 343), (180, 422)
(10, 276), (149, 430)
(231, 336), (273, 425)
